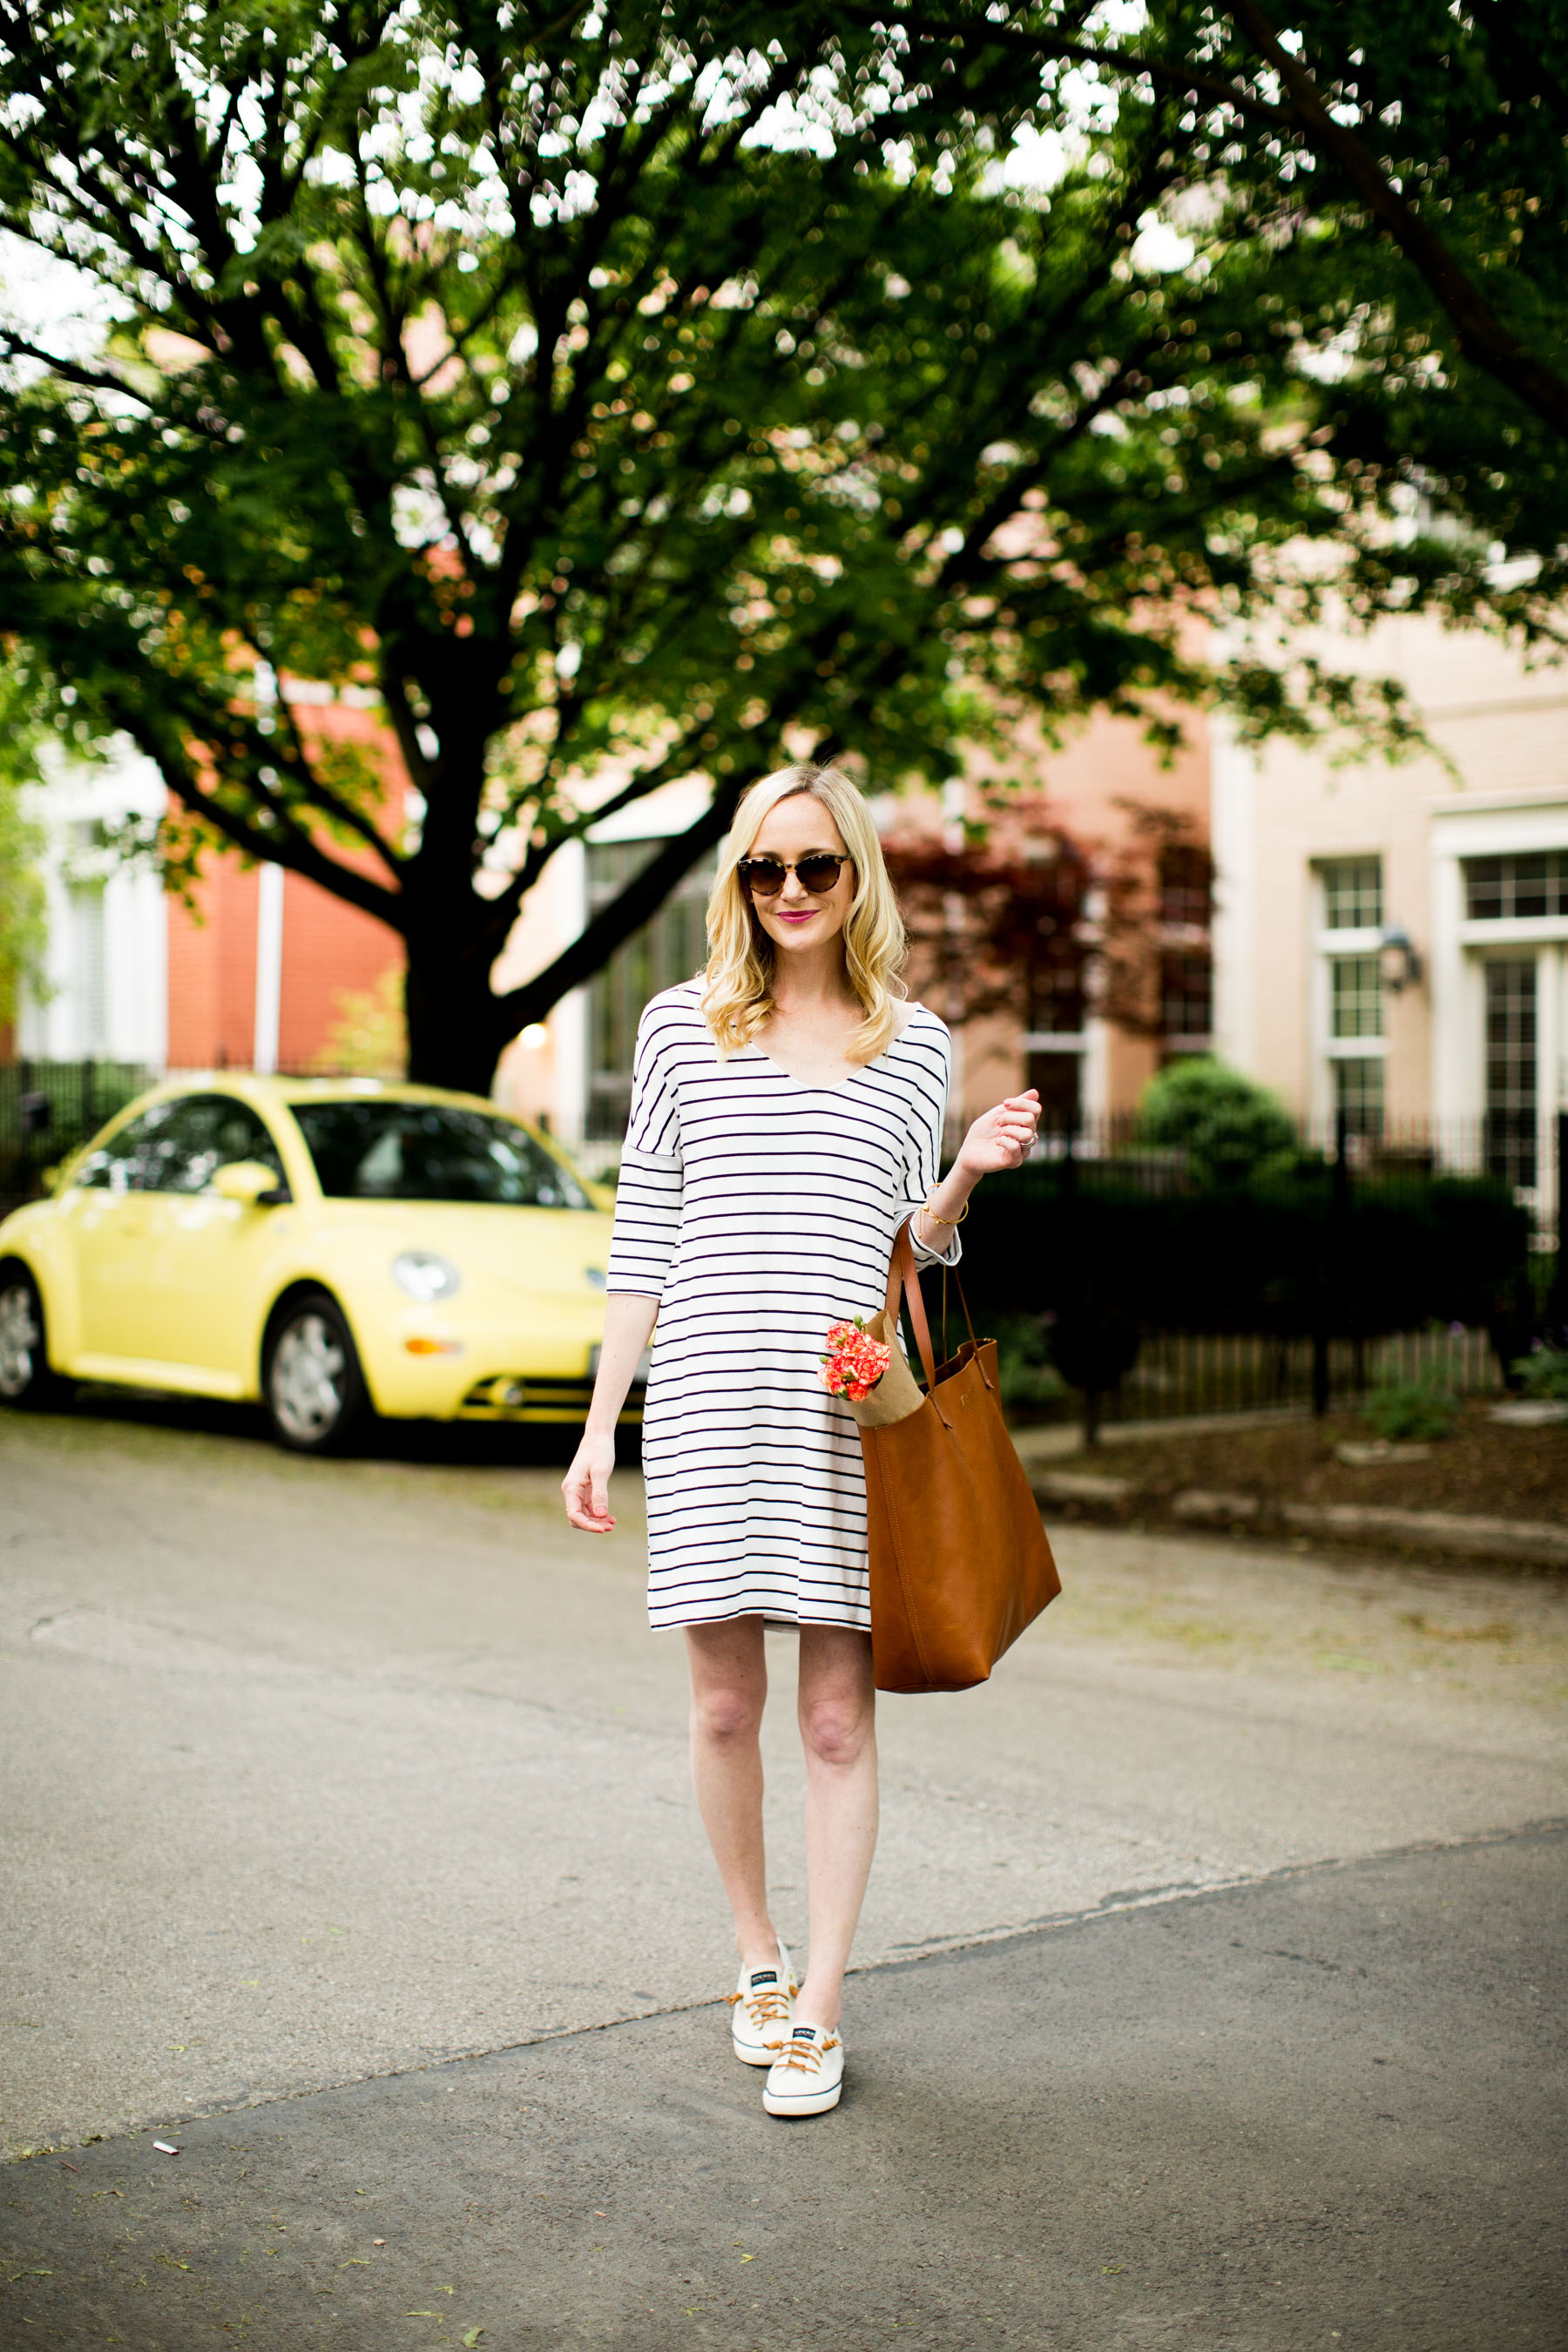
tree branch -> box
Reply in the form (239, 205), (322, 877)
(1224, 0), (1568, 441)
(491, 778), (749, 1036)
(873, 0), (1568, 442)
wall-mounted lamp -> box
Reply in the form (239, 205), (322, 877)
(1379, 926), (1423, 992)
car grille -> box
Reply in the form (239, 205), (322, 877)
(458, 1374), (643, 1425)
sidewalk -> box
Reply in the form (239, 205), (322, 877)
(3, 1824), (1564, 2350)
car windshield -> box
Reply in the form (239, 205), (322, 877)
(289, 1099), (591, 1208)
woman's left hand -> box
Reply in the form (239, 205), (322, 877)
(957, 1089), (1041, 1177)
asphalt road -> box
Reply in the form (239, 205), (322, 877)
(2, 1397), (1566, 2349)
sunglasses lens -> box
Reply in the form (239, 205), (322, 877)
(741, 858), (786, 896)
(797, 855), (844, 892)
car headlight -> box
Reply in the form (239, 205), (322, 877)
(391, 1249), (462, 1302)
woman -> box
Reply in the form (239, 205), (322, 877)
(563, 762), (1039, 2119)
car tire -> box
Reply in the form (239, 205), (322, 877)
(0, 1263), (74, 1412)
(262, 1288), (373, 1455)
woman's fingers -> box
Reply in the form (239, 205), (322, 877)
(562, 1457), (615, 1532)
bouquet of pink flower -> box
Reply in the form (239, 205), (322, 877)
(820, 1316), (893, 1403)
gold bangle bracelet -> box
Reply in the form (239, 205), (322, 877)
(923, 1193), (970, 1228)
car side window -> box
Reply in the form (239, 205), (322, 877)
(142, 1096), (287, 1194)
(73, 1103), (180, 1193)
(73, 1098), (285, 1195)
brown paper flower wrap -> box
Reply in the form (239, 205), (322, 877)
(821, 1312), (925, 1431)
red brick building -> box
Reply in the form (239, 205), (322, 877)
(165, 692), (406, 1075)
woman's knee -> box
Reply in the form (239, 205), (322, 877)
(691, 1682), (765, 1746)
(800, 1693), (874, 1769)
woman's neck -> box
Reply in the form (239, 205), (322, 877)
(767, 943), (859, 1017)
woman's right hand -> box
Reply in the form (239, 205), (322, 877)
(563, 1429), (618, 1532)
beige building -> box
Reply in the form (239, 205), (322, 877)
(1211, 617), (1568, 1226)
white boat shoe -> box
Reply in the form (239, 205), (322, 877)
(761, 2023), (845, 2118)
(727, 1943), (799, 2066)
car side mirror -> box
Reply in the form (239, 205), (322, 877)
(213, 1159), (287, 1207)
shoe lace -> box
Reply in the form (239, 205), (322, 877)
(727, 1977), (795, 2031)
(767, 2030), (841, 2074)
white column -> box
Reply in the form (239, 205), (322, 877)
(1208, 715), (1256, 1075)
(253, 862), (285, 1075)
(1538, 943), (1563, 1235)
(1428, 844), (1470, 1128)
(551, 838), (588, 1146)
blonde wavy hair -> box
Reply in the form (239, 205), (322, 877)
(700, 762), (908, 1063)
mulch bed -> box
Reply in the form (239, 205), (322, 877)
(1069, 1401), (1568, 1526)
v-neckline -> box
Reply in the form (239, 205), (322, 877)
(747, 1043), (867, 1097)
(745, 1004), (923, 1096)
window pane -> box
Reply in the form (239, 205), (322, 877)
(69, 884), (107, 1055)
(1484, 959), (1538, 1188)
(1463, 851), (1568, 923)
(1158, 844), (1212, 929)
(1333, 1057), (1384, 1139)
(291, 1100), (590, 1206)
(139, 1096), (287, 1194)
(1159, 949), (1213, 1039)
(1321, 858), (1382, 930)
(74, 1104), (175, 1193)
(1330, 955), (1382, 1038)
(585, 841), (716, 1143)
(1027, 963), (1086, 1037)
(1026, 1051), (1081, 1132)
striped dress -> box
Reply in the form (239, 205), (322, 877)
(605, 979), (961, 1630)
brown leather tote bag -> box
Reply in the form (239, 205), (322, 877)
(855, 1227), (1061, 1694)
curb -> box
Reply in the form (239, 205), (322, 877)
(1031, 1470), (1568, 1566)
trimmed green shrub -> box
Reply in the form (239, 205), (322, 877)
(1135, 1058), (1300, 1188)
(962, 1159), (1530, 1342)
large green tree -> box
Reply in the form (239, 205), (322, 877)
(886, 0), (1568, 628)
(0, 1), (1544, 1090)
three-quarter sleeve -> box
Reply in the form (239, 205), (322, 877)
(605, 1005), (685, 1299)
(902, 1022), (963, 1268)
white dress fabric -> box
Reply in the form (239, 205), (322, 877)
(605, 980), (961, 1631)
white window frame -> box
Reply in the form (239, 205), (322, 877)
(1311, 861), (1389, 1125)
(1429, 797), (1568, 1226)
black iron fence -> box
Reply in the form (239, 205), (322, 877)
(0, 1059), (154, 1220)
(965, 1110), (1561, 1434)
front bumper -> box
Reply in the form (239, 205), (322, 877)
(457, 1372), (644, 1426)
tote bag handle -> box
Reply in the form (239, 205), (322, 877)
(882, 1223), (983, 1394)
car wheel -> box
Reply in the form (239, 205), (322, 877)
(263, 1289), (372, 1454)
(0, 1265), (73, 1411)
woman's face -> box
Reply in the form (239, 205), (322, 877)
(743, 793), (856, 960)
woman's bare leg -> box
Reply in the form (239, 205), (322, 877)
(685, 1618), (779, 1971)
(793, 1625), (878, 2031)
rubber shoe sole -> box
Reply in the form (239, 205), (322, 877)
(762, 2074), (843, 2118)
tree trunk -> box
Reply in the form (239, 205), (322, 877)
(403, 951), (510, 1098)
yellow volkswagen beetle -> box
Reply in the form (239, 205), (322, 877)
(0, 1075), (638, 1453)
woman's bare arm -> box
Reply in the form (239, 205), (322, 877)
(562, 1290), (660, 1532)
